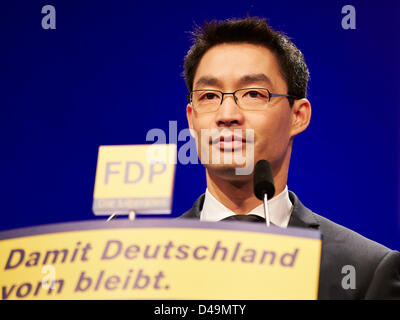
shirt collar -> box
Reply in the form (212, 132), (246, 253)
(200, 185), (293, 228)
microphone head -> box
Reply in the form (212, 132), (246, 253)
(253, 160), (275, 200)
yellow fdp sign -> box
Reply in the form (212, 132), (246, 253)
(92, 144), (177, 215)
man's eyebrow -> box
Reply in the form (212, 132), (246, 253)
(194, 76), (222, 88)
(238, 73), (273, 87)
(193, 73), (273, 89)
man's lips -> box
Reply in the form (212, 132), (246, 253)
(212, 135), (245, 143)
(211, 135), (252, 151)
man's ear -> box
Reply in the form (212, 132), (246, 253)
(290, 98), (311, 138)
(186, 104), (196, 138)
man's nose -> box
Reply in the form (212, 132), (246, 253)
(215, 94), (245, 127)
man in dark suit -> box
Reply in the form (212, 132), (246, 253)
(178, 17), (400, 299)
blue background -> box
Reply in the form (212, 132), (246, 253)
(0, 0), (399, 250)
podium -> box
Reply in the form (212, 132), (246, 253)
(0, 219), (321, 300)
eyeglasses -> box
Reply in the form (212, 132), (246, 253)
(188, 88), (298, 113)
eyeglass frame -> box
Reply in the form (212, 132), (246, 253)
(187, 87), (299, 112)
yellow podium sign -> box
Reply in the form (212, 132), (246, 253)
(0, 220), (321, 300)
(92, 144), (177, 215)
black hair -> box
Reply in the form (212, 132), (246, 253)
(183, 17), (310, 106)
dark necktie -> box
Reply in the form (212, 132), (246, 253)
(221, 214), (266, 223)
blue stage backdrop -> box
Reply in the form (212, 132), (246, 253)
(0, 0), (399, 250)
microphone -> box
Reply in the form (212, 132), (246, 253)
(254, 160), (275, 227)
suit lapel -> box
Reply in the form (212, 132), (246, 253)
(288, 191), (320, 229)
(179, 194), (205, 219)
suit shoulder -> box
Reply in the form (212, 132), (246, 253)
(311, 211), (393, 259)
(310, 211), (400, 299)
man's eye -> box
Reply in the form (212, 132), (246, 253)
(245, 90), (266, 98)
(200, 92), (219, 100)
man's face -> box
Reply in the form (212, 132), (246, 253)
(187, 43), (305, 179)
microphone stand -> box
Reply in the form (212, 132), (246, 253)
(263, 193), (270, 227)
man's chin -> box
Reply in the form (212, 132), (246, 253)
(204, 163), (253, 180)
(198, 143), (255, 176)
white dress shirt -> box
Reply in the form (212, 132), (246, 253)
(200, 185), (293, 228)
